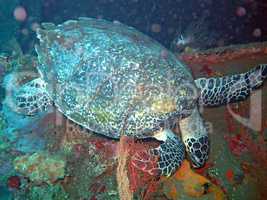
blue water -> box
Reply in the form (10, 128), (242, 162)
(0, 186), (12, 200)
(1, 0), (265, 53)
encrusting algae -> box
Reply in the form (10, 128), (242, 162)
(13, 152), (66, 184)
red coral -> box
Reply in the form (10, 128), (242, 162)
(89, 138), (117, 159)
(225, 169), (234, 182)
(224, 134), (248, 156)
(195, 162), (214, 175)
(224, 103), (267, 198)
(200, 65), (215, 76)
(116, 138), (161, 198)
(7, 176), (21, 189)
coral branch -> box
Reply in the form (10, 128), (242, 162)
(116, 136), (133, 200)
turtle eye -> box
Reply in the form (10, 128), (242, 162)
(191, 154), (203, 168)
(202, 182), (211, 194)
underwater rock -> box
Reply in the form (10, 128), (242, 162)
(15, 133), (45, 153)
(13, 152), (66, 184)
(16, 110), (119, 199)
(63, 141), (119, 200)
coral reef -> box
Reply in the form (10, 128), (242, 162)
(117, 136), (133, 200)
(13, 152), (66, 184)
(28, 185), (69, 200)
(62, 139), (118, 200)
(18, 184), (69, 200)
(223, 103), (267, 199)
(0, 111), (7, 135)
(0, 35), (267, 199)
(0, 153), (15, 188)
(7, 175), (21, 189)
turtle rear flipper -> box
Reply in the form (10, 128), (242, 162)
(132, 129), (185, 177)
(14, 78), (52, 115)
(196, 64), (267, 106)
(179, 106), (209, 168)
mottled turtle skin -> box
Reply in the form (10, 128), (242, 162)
(36, 18), (197, 139)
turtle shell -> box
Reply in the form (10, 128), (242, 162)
(35, 18), (198, 139)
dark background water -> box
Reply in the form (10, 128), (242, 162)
(21, 0), (267, 48)
(1, 0), (267, 52)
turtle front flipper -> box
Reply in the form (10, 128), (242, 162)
(195, 64), (267, 106)
(132, 129), (185, 177)
(179, 106), (209, 168)
(14, 78), (52, 115)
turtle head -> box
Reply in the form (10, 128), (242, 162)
(187, 135), (210, 168)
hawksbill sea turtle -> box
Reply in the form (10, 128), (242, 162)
(13, 17), (267, 176)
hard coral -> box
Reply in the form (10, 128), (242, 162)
(13, 152), (65, 184)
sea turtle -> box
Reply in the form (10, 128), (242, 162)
(13, 18), (267, 176)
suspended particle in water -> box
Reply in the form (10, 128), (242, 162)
(113, 20), (121, 25)
(31, 22), (40, 32)
(151, 23), (161, 33)
(236, 6), (246, 17)
(168, 27), (175, 34)
(13, 6), (27, 21)
(252, 28), (262, 38)
(21, 28), (29, 36)
(217, 39), (225, 47)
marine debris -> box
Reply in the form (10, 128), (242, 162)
(181, 41), (267, 65)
